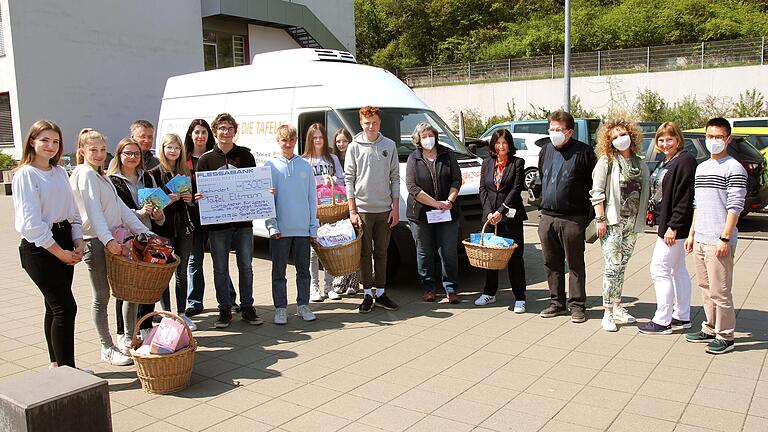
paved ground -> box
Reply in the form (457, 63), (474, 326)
(1, 195), (767, 432)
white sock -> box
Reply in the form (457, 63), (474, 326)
(376, 288), (384, 297)
(364, 288), (372, 297)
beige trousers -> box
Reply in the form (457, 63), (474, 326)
(693, 241), (736, 341)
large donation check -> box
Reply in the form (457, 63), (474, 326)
(196, 167), (276, 225)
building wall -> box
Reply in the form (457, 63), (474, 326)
(248, 25), (300, 57)
(6, 0), (203, 157)
(0, 0), (21, 154)
(292, 0), (355, 54)
(413, 65), (768, 125)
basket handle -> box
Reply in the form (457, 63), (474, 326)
(131, 310), (194, 350)
(479, 219), (498, 246)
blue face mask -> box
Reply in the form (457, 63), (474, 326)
(705, 138), (726, 155)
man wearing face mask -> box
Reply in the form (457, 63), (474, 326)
(683, 117), (746, 354)
(537, 110), (597, 323)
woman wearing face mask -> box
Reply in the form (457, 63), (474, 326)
(406, 122), (462, 303)
(330, 128), (360, 296)
(302, 123), (345, 302)
(476, 128), (527, 310)
(638, 122), (696, 335)
(590, 119), (650, 332)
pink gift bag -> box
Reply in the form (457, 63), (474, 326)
(148, 317), (190, 354)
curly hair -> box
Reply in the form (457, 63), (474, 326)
(595, 118), (642, 162)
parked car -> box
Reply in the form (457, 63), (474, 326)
(470, 132), (548, 189)
(643, 132), (768, 216)
(638, 121), (662, 134)
(480, 118), (601, 147)
(728, 117), (768, 128)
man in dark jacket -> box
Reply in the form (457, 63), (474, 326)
(537, 110), (597, 323)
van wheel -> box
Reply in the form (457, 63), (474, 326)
(524, 168), (538, 190)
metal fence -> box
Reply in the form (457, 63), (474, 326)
(401, 37), (766, 87)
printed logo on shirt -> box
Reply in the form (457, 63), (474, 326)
(382, 150), (389, 158)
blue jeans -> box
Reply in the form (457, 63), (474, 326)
(161, 231), (193, 313)
(410, 219), (460, 294)
(209, 227), (254, 310)
(186, 228), (236, 310)
(270, 236), (311, 308)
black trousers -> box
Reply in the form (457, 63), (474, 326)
(19, 224), (77, 367)
(538, 213), (587, 310)
(116, 301), (155, 334)
(483, 221), (526, 300)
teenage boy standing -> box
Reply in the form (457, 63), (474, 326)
(265, 125), (318, 324)
(538, 110), (597, 323)
(197, 113), (262, 328)
(684, 117), (747, 354)
(345, 106), (400, 313)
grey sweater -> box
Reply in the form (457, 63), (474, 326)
(693, 156), (747, 246)
(344, 132), (400, 214)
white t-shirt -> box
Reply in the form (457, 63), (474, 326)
(12, 165), (83, 248)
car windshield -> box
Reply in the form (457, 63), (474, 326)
(337, 108), (475, 161)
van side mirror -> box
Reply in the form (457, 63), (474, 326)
(468, 143), (477, 154)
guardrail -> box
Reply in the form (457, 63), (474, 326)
(401, 37), (766, 87)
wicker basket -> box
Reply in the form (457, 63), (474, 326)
(316, 176), (349, 225)
(106, 252), (179, 304)
(462, 220), (518, 270)
(130, 311), (197, 395)
(312, 224), (363, 276)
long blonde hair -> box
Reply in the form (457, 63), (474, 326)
(106, 137), (143, 176)
(18, 120), (64, 168)
(595, 118), (642, 162)
(76, 128), (107, 175)
(158, 133), (191, 176)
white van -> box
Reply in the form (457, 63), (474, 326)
(157, 48), (484, 266)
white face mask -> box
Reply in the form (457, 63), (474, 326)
(549, 131), (566, 148)
(421, 136), (436, 150)
(705, 138), (726, 155)
(612, 134), (631, 152)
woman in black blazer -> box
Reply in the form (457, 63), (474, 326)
(476, 128), (528, 312)
(405, 122), (462, 304)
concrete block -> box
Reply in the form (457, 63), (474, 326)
(0, 366), (111, 432)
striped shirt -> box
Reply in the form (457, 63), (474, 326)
(693, 156), (747, 246)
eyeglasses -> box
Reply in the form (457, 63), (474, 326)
(165, 146), (182, 152)
(217, 127), (235, 133)
(121, 151), (141, 158)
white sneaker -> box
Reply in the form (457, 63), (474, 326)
(327, 290), (341, 300)
(180, 314), (197, 331)
(334, 286), (345, 294)
(345, 287), (358, 295)
(117, 335), (132, 355)
(474, 294), (496, 306)
(274, 307), (288, 325)
(310, 287), (324, 302)
(602, 313), (618, 332)
(513, 300), (526, 314)
(613, 306), (636, 324)
(101, 346), (133, 366)
(297, 304), (316, 321)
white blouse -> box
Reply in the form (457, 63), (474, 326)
(70, 164), (150, 245)
(12, 165), (83, 248)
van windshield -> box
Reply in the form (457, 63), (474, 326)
(337, 108), (475, 161)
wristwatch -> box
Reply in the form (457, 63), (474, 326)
(719, 236), (730, 242)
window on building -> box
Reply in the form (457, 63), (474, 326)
(203, 30), (247, 70)
(0, 93), (13, 147)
